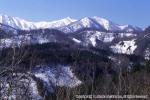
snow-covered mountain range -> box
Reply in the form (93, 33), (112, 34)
(0, 14), (77, 30)
(0, 14), (149, 59)
(0, 14), (142, 33)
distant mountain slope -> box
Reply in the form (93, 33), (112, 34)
(0, 14), (77, 30)
(0, 14), (142, 33)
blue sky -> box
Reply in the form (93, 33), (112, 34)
(0, 0), (149, 28)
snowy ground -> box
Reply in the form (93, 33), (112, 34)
(0, 73), (42, 100)
(110, 39), (137, 54)
(0, 65), (82, 100)
(32, 65), (82, 92)
(144, 48), (150, 60)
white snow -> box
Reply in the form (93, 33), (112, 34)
(0, 73), (42, 100)
(80, 17), (99, 28)
(59, 17), (101, 33)
(33, 65), (81, 91)
(144, 48), (150, 60)
(94, 31), (114, 42)
(119, 33), (137, 37)
(110, 39), (137, 54)
(92, 16), (142, 32)
(72, 38), (81, 43)
(0, 14), (142, 33)
(0, 14), (77, 30)
(89, 36), (97, 46)
(0, 38), (13, 48)
(84, 31), (115, 46)
(29, 79), (42, 99)
(119, 25), (142, 32)
(38, 37), (49, 44)
(0, 34), (57, 48)
(119, 25), (129, 30)
(92, 16), (120, 31)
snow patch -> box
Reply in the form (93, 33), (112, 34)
(89, 36), (96, 46)
(72, 38), (81, 43)
(33, 65), (81, 92)
(144, 48), (150, 60)
(111, 39), (137, 54)
(0, 73), (42, 100)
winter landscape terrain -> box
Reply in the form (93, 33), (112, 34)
(0, 14), (150, 99)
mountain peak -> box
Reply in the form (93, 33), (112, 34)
(58, 17), (77, 24)
(92, 16), (119, 31)
(64, 17), (77, 22)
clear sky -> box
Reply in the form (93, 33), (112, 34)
(0, 0), (149, 28)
